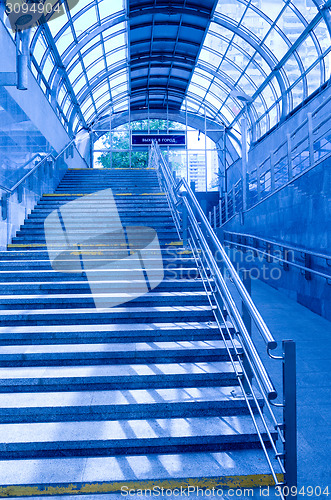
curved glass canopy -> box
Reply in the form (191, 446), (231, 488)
(27, 0), (331, 143)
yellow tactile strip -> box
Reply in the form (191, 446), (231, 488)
(0, 474), (284, 497)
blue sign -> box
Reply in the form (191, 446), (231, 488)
(132, 134), (186, 146)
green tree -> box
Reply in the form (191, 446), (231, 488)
(97, 120), (184, 169)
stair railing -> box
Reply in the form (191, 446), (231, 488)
(150, 140), (297, 499)
(0, 140), (76, 196)
(0, 140), (76, 222)
(223, 230), (331, 282)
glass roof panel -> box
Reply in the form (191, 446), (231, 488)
(86, 60), (105, 81)
(98, 0), (125, 19)
(29, 0), (331, 139)
(68, 61), (84, 84)
(56, 28), (75, 56)
(73, 7), (98, 38)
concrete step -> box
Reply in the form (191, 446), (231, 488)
(0, 321), (232, 345)
(0, 449), (283, 497)
(0, 258), (196, 270)
(16, 228), (178, 237)
(0, 268), (199, 281)
(22, 218), (174, 228)
(55, 186), (163, 190)
(0, 339), (241, 366)
(0, 291), (211, 310)
(0, 361), (240, 392)
(12, 233), (179, 243)
(0, 305), (215, 326)
(38, 197), (168, 202)
(27, 211), (173, 219)
(0, 386), (259, 424)
(0, 167), (277, 485)
(0, 415), (274, 459)
(35, 202), (170, 208)
(0, 386), (258, 423)
(21, 223), (176, 231)
(0, 279), (204, 294)
(0, 247), (190, 259)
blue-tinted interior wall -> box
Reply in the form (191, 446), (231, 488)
(220, 160), (331, 320)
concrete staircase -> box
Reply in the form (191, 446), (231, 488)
(0, 168), (280, 496)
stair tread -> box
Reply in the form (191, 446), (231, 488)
(0, 291), (209, 301)
(0, 305), (213, 316)
(0, 167), (275, 475)
(0, 340), (238, 355)
(0, 415), (266, 444)
(0, 449), (280, 486)
(0, 321), (219, 334)
(0, 386), (244, 408)
(0, 361), (237, 379)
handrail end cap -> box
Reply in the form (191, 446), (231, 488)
(268, 390), (278, 401)
(268, 340), (278, 350)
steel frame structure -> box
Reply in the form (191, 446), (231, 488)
(6, 0), (330, 146)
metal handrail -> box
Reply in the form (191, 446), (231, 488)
(152, 142), (278, 388)
(151, 140), (297, 494)
(0, 140), (75, 195)
(224, 231), (331, 262)
(224, 238), (331, 282)
(178, 178), (278, 351)
(182, 194), (277, 400)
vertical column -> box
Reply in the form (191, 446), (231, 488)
(241, 118), (248, 211)
(283, 340), (297, 493)
(242, 272), (253, 393)
(222, 128), (227, 194)
(204, 106), (208, 192)
(129, 100), (132, 169)
(185, 98), (189, 184)
(287, 134), (293, 181)
(182, 200), (188, 247)
(270, 151), (275, 192)
(257, 164), (261, 201)
(89, 131), (94, 169)
(307, 112), (314, 169)
(110, 113), (113, 169)
(225, 192), (229, 222)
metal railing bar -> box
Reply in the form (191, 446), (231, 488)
(188, 233), (286, 490)
(150, 141), (292, 494)
(183, 195), (278, 398)
(224, 232), (331, 262)
(220, 150), (331, 226)
(179, 180), (278, 351)
(3, 140), (76, 195)
(224, 240), (331, 282)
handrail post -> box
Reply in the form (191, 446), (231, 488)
(270, 153), (275, 192)
(283, 340), (297, 494)
(307, 112), (314, 169)
(242, 270), (253, 393)
(304, 253), (312, 280)
(1, 194), (8, 221)
(287, 134), (293, 181)
(257, 165), (261, 201)
(182, 200), (188, 247)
